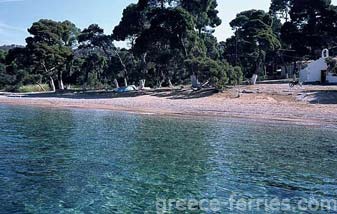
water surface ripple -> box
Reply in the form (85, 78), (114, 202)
(0, 105), (337, 213)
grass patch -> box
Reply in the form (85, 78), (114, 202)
(18, 84), (51, 93)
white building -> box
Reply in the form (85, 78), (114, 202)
(299, 49), (337, 84)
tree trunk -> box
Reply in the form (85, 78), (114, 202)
(191, 74), (200, 88)
(114, 79), (119, 89)
(180, 37), (188, 57)
(58, 79), (64, 90)
(50, 77), (56, 92)
(264, 65), (267, 78)
(198, 28), (202, 35)
(139, 79), (146, 90)
(58, 71), (64, 90)
(42, 62), (56, 92)
(168, 78), (173, 88)
(251, 74), (258, 85)
(141, 53), (148, 75)
(158, 79), (164, 88)
(124, 78), (128, 87)
(293, 61), (298, 78)
(112, 49), (128, 85)
(36, 83), (46, 92)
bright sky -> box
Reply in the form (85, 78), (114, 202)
(1, 0), (337, 46)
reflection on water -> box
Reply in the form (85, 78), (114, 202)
(0, 105), (336, 213)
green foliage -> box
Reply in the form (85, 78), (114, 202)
(79, 24), (126, 86)
(0, 50), (6, 89)
(0, 65), (6, 90)
(113, 4), (147, 43)
(1, 0), (229, 91)
(224, 10), (281, 77)
(131, 7), (203, 86)
(227, 66), (243, 85)
(134, 7), (196, 54)
(271, 0), (337, 58)
(201, 34), (221, 60)
(111, 0), (231, 88)
(1, 48), (36, 90)
(18, 84), (51, 93)
(25, 19), (80, 90)
(185, 57), (232, 89)
(180, 0), (222, 33)
(86, 73), (104, 90)
(0, 50), (5, 63)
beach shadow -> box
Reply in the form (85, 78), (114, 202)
(150, 88), (218, 99)
(4, 88), (217, 100)
(5, 90), (145, 100)
(302, 90), (337, 104)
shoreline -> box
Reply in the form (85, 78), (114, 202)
(0, 98), (334, 127)
(1, 84), (337, 127)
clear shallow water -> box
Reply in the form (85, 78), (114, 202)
(0, 105), (337, 213)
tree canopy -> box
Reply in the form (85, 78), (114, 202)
(271, 0), (337, 58)
(224, 10), (281, 77)
(1, 0), (337, 91)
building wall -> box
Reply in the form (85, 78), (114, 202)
(300, 58), (328, 83)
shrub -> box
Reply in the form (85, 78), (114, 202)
(227, 66), (243, 85)
(17, 84), (51, 93)
(186, 57), (241, 89)
(326, 57), (337, 74)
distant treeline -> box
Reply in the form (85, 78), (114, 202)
(1, 0), (337, 91)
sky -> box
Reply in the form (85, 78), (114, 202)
(1, 0), (337, 47)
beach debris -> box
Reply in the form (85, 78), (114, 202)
(114, 85), (138, 93)
(242, 90), (255, 94)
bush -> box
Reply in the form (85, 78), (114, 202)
(326, 57), (337, 74)
(227, 66), (243, 85)
(185, 57), (234, 89)
(86, 73), (104, 90)
(17, 84), (51, 93)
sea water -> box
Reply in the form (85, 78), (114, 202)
(0, 105), (336, 213)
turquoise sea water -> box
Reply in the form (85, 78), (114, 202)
(0, 105), (337, 213)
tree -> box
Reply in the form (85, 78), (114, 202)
(113, 0), (224, 87)
(138, 0), (176, 9)
(227, 66), (243, 85)
(180, 0), (222, 34)
(25, 19), (79, 91)
(3, 47), (35, 90)
(270, 0), (291, 21)
(0, 50), (7, 89)
(185, 57), (233, 89)
(201, 34), (221, 60)
(132, 7), (199, 86)
(79, 24), (130, 86)
(113, 3), (148, 45)
(0, 50), (5, 63)
(225, 10), (281, 77)
(2, 1), (247, 91)
(271, 0), (337, 58)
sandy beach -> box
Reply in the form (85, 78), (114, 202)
(1, 84), (337, 126)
